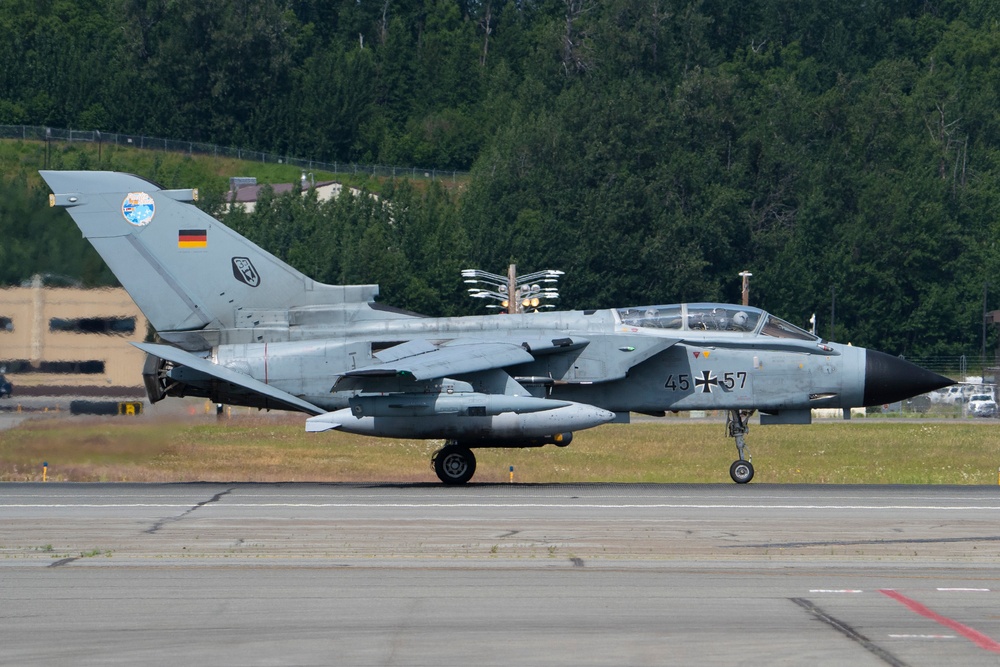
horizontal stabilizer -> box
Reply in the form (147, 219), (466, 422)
(134, 342), (324, 415)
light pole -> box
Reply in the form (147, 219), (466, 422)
(462, 265), (563, 313)
(95, 130), (102, 164)
(983, 283), (988, 363)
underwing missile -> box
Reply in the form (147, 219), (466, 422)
(306, 401), (615, 439)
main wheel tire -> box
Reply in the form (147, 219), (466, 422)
(729, 459), (754, 484)
(434, 446), (476, 484)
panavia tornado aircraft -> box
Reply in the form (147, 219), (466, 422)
(41, 171), (953, 484)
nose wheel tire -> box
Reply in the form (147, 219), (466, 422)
(433, 446), (477, 484)
(730, 459), (754, 484)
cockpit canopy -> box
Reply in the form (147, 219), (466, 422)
(615, 303), (817, 341)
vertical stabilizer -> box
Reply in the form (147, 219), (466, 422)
(40, 171), (378, 333)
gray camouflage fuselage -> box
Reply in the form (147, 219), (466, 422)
(202, 307), (863, 417)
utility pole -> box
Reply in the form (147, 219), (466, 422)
(739, 271), (752, 306)
(508, 264), (519, 314)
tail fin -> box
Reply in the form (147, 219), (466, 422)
(41, 171), (377, 334)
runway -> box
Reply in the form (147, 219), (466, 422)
(3, 483), (1000, 665)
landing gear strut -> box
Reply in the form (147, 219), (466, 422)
(432, 443), (477, 484)
(726, 410), (755, 484)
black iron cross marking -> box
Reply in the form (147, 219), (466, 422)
(695, 370), (718, 394)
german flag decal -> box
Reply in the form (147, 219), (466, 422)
(178, 229), (207, 249)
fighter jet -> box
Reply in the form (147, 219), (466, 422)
(41, 171), (953, 484)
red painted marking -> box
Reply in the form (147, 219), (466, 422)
(879, 589), (1000, 653)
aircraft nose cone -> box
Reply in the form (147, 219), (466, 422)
(864, 349), (954, 406)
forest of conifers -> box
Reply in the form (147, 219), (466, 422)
(2, 0), (1000, 357)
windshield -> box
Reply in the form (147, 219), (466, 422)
(759, 315), (817, 340)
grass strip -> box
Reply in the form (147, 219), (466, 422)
(1, 414), (998, 484)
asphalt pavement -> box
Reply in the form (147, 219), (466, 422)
(3, 482), (1000, 665)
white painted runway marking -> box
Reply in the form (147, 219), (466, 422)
(6, 502), (1000, 510)
(809, 590), (864, 593)
(4, 504), (198, 508)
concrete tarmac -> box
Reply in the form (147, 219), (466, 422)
(3, 482), (1000, 666)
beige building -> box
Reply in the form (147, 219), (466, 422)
(0, 278), (147, 396)
(227, 177), (372, 214)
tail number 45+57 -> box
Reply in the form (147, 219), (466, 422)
(665, 372), (747, 391)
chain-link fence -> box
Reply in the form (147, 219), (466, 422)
(902, 355), (996, 380)
(2, 125), (469, 182)
(872, 355), (997, 417)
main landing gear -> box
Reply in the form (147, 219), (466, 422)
(726, 409), (755, 484)
(432, 443), (477, 484)
(430, 434), (573, 484)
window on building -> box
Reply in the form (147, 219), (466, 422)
(49, 317), (136, 335)
(41, 360), (106, 374)
(0, 360), (106, 374)
(0, 317), (11, 332)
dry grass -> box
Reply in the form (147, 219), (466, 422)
(1, 413), (999, 484)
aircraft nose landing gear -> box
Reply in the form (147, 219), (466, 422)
(726, 410), (755, 484)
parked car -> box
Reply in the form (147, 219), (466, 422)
(968, 393), (998, 418)
(903, 395), (931, 413)
(942, 385), (978, 404)
(928, 388), (952, 404)
(0, 373), (11, 398)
